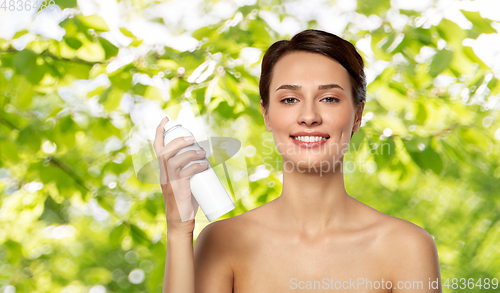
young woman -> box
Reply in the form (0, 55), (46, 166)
(154, 29), (442, 293)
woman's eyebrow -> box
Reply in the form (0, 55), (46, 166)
(276, 84), (301, 92)
(318, 84), (344, 91)
(275, 84), (344, 92)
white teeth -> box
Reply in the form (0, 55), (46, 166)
(292, 136), (328, 142)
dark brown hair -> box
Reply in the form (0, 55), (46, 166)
(259, 29), (366, 113)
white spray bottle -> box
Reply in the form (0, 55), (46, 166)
(163, 117), (235, 222)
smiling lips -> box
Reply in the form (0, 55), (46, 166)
(290, 132), (330, 148)
(290, 131), (330, 138)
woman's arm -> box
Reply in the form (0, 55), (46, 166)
(154, 117), (206, 293)
(194, 221), (234, 293)
(164, 230), (196, 293)
(163, 219), (234, 293)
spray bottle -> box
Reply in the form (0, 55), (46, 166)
(163, 117), (235, 222)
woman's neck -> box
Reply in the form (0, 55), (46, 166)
(272, 160), (353, 237)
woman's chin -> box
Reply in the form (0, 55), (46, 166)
(281, 156), (344, 174)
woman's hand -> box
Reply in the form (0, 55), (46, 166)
(154, 117), (208, 236)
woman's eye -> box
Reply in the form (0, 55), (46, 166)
(322, 97), (339, 103)
(281, 98), (297, 104)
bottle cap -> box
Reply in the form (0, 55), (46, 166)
(163, 116), (177, 132)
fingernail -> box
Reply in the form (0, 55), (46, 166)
(184, 136), (195, 142)
(199, 162), (209, 166)
(161, 116), (167, 123)
(196, 150), (206, 154)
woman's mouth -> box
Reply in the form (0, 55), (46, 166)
(290, 135), (330, 148)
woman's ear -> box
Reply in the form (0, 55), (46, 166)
(260, 100), (272, 132)
(352, 102), (365, 133)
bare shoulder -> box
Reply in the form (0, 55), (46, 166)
(367, 210), (441, 287)
(376, 214), (438, 256)
(352, 198), (437, 253)
(196, 216), (240, 243)
(194, 215), (242, 256)
(193, 215), (249, 293)
(194, 205), (263, 258)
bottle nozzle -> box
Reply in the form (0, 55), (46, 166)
(163, 116), (177, 132)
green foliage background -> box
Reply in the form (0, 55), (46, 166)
(1, 0), (500, 292)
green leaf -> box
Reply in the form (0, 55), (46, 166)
(4, 240), (23, 265)
(462, 46), (488, 69)
(429, 49), (453, 77)
(109, 223), (126, 247)
(399, 9), (421, 17)
(54, 115), (79, 149)
(405, 139), (443, 175)
(77, 14), (110, 32)
(388, 81), (407, 96)
(0, 140), (20, 163)
(470, 74), (485, 93)
(95, 194), (114, 213)
(487, 78), (500, 96)
(145, 197), (158, 216)
(356, 0), (390, 15)
(380, 31), (396, 52)
(27, 65), (45, 85)
(130, 39), (144, 47)
(238, 4), (259, 17)
(403, 136), (429, 153)
(461, 10), (496, 34)
(416, 101), (427, 124)
(75, 42), (106, 62)
(460, 127), (492, 154)
(109, 71), (132, 91)
(98, 37), (119, 59)
(0, 72), (7, 93)
(371, 30), (393, 61)
(132, 83), (147, 95)
(406, 27), (435, 47)
(39, 195), (69, 224)
(100, 87), (123, 111)
(248, 19), (273, 49)
(192, 26), (218, 41)
(10, 75), (33, 109)
(16, 125), (41, 153)
(436, 19), (465, 46)
(55, 0), (77, 9)
(83, 267), (113, 285)
(89, 117), (121, 141)
(373, 137), (396, 169)
(148, 242), (167, 291)
(64, 62), (92, 80)
(144, 85), (162, 101)
(12, 29), (28, 39)
(170, 77), (190, 99)
(13, 49), (37, 75)
(119, 27), (135, 38)
(440, 138), (464, 162)
(349, 128), (365, 153)
(64, 36), (83, 50)
(60, 18), (78, 36)
(130, 224), (149, 245)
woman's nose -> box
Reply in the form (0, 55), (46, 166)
(298, 102), (322, 126)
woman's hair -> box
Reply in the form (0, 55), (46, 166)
(259, 29), (366, 113)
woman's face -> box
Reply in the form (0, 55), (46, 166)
(261, 51), (364, 171)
